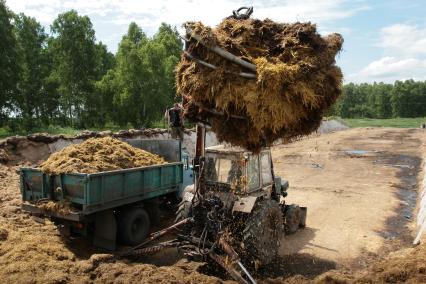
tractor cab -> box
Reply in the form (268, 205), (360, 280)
(203, 145), (288, 196)
(203, 145), (288, 200)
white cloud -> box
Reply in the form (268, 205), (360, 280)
(379, 23), (426, 56)
(347, 56), (426, 83)
(348, 22), (426, 83)
(7, 0), (365, 30)
(6, 0), (363, 53)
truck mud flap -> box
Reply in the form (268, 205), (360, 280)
(93, 209), (117, 251)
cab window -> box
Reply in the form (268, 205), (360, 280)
(261, 153), (272, 185)
(247, 155), (260, 190)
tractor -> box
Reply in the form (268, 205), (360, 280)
(176, 125), (307, 268)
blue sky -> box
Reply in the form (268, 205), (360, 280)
(7, 0), (426, 83)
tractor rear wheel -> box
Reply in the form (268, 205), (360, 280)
(242, 199), (284, 266)
(175, 185), (196, 222)
(175, 199), (192, 222)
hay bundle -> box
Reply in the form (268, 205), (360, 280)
(176, 18), (343, 151)
(40, 137), (166, 174)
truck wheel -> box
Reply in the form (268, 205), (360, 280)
(144, 200), (160, 226)
(243, 199), (284, 266)
(119, 207), (150, 246)
(285, 205), (302, 234)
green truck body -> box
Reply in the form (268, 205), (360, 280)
(20, 139), (191, 250)
(20, 163), (183, 219)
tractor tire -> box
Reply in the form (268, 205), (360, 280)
(175, 199), (192, 222)
(119, 207), (150, 246)
(175, 186), (196, 222)
(285, 205), (302, 234)
(243, 199), (284, 266)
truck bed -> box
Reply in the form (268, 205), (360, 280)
(21, 162), (183, 216)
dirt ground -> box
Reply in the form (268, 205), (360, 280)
(1, 127), (425, 283)
(271, 127), (426, 277)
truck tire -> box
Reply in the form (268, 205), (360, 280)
(119, 207), (150, 246)
(144, 199), (160, 226)
(243, 199), (283, 266)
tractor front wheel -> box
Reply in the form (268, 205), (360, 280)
(242, 199), (284, 266)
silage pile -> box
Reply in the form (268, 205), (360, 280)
(40, 137), (166, 174)
(177, 18), (343, 151)
(312, 243), (426, 283)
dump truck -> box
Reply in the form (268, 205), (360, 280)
(20, 139), (192, 250)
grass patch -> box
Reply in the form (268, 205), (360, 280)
(343, 117), (426, 128)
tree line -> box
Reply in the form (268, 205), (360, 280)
(330, 80), (426, 119)
(0, 0), (181, 132)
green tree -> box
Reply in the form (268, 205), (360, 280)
(371, 82), (392, 118)
(83, 42), (115, 126)
(50, 10), (97, 127)
(0, 0), (19, 124)
(98, 22), (182, 127)
(95, 42), (115, 79)
(111, 22), (149, 126)
(392, 80), (426, 117)
(13, 13), (48, 130)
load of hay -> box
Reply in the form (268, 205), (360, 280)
(40, 137), (166, 174)
(177, 17), (343, 151)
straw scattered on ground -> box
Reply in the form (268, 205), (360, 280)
(37, 200), (73, 215)
(311, 243), (426, 283)
(177, 18), (343, 151)
(39, 137), (166, 174)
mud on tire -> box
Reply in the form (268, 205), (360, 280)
(243, 199), (284, 266)
(175, 185), (196, 223)
(175, 199), (192, 223)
